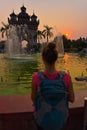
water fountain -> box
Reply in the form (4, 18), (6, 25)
(0, 26), (87, 95)
(5, 25), (20, 56)
(54, 33), (64, 57)
(4, 25), (35, 60)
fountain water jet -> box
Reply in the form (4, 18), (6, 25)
(4, 25), (34, 60)
(5, 25), (21, 57)
(54, 33), (64, 57)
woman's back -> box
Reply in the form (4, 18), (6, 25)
(31, 42), (75, 130)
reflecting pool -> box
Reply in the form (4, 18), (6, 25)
(0, 53), (87, 95)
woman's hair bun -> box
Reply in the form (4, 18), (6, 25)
(48, 42), (56, 50)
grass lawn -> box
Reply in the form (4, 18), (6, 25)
(0, 80), (87, 96)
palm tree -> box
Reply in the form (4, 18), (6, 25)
(43, 25), (53, 43)
(33, 30), (45, 52)
(34, 30), (45, 43)
(0, 22), (9, 38)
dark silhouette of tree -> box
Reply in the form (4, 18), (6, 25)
(43, 25), (53, 43)
(62, 35), (72, 50)
(34, 30), (45, 43)
(0, 22), (9, 38)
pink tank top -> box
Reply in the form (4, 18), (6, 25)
(32, 71), (71, 89)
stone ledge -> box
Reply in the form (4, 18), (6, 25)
(0, 91), (86, 130)
(0, 94), (33, 113)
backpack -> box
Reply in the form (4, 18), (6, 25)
(34, 71), (69, 130)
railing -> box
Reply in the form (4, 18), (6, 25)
(83, 97), (87, 130)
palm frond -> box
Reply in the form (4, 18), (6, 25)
(0, 27), (4, 32)
(1, 22), (9, 28)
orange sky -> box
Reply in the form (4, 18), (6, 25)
(0, 0), (87, 40)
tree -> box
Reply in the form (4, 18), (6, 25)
(62, 34), (72, 50)
(34, 30), (45, 43)
(0, 40), (5, 52)
(0, 22), (9, 38)
(43, 25), (53, 43)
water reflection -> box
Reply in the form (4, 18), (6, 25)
(63, 53), (70, 63)
(0, 53), (87, 95)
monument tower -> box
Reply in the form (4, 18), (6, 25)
(8, 5), (39, 52)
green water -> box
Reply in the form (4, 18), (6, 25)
(0, 53), (87, 95)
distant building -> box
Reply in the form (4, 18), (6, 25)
(8, 5), (39, 51)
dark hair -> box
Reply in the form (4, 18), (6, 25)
(42, 42), (58, 64)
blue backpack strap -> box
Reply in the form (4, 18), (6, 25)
(57, 71), (65, 79)
(38, 72), (48, 80)
(38, 71), (65, 80)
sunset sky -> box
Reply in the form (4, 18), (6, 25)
(0, 0), (87, 40)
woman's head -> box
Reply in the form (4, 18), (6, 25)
(42, 42), (58, 65)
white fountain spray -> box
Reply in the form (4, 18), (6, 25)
(5, 25), (21, 58)
(53, 27), (64, 57)
(55, 33), (64, 54)
(4, 25), (34, 60)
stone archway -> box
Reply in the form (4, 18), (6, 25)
(21, 40), (28, 53)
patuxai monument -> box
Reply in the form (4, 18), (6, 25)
(7, 5), (39, 53)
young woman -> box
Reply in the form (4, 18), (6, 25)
(31, 42), (75, 130)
